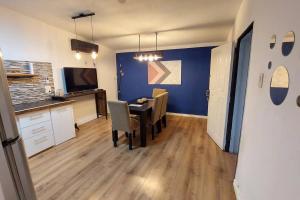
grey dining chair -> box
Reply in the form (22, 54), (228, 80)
(152, 88), (167, 98)
(149, 93), (164, 139)
(160, 92), (169, 128)
(108, 100), (139, 150)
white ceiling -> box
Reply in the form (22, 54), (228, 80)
(0, 0), (242, 50)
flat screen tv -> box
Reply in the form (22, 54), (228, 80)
(63, 67), (98, 93)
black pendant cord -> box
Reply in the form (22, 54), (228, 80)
(74, 19), (79, 51)
(90, 16), (94, 42)
(138, 34), (141, 52)
(74, 19), (78, 40)
(155, 32), (158, 51)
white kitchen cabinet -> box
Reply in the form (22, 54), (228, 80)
(21, 121), (53, 140)
(50, 105), (75, 145)
(18, 110), (51, 128)
(17, 109), (55, 157)
(23, 131), (55, 157)
(16, 104), (75, 157)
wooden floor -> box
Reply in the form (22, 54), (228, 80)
(28, 116), (237, 200)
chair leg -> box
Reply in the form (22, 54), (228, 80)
(162, 115), (167, 127)
(125, 132), (128, 138)
(112, 130), (118, 147)
(157, 120), (162, 133)
(133, 130), (136, 138)
(128, 133), (133, 150)
(151, 125), (155, 140)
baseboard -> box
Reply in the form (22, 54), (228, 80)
(76, 114), (97, 126)
(233, 179), (241, 200)
(167, 112), (207, 119)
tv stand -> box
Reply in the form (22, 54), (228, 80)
(52, 89), (108, 119)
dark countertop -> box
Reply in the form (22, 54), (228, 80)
(52, 89), (104, 100)
(14, 99), (75, 115)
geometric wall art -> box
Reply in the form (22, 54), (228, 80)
(148, 60), (181, 85)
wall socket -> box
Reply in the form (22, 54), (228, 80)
(45, 85), (52, 94)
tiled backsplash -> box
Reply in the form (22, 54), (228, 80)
(4, 60), (55, 105)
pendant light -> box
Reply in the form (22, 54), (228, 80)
(133, 32), (163, 62)
(72, 12), (98, 61)
(133, 34), (144, 62)
(73, 18), (81, 60)
(90, 15), (98, 60)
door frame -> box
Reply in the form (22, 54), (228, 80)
(224, 23), (254, 152)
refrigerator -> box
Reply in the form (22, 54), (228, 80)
(0, 52), (37, 199)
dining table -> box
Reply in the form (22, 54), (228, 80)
(128, 98), (153, 147)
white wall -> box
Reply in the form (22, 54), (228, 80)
(97, 45), (118, 102)
(70, 45), (118, 125)
(0, 6), (117, 124)
(226, 27), (234, 42)
(0, 183), (5, 200)
(229, 0), (300, 199)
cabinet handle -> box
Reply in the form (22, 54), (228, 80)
(34, 136), (48, 144)
(56, 108), (67, 113)
(30, 114), (43, 121)
(31, 126), (46, 134)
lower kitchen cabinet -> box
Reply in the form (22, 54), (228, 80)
(23, 132), (55, 157)
(16, 104), (75, 157)
(50, 105), (75, 145)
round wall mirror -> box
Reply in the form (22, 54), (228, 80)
(270, 35), (276, 49)
(282, 31), (295, 56)
(270, 66), (289, 105)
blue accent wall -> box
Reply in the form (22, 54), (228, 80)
(116, 47), (214, 116)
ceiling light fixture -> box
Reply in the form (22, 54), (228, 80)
(133, 32), (163, 62)
(71, 12), (98, 60)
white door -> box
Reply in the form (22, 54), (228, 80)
(207, 43), (233, 150)
(51, 105), (76, 145)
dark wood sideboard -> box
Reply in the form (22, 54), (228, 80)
(52, 89), (108, 119)
(95, 89), (108, 119)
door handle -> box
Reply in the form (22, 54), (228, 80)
(32, 126), (46, 134)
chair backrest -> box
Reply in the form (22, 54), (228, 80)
(108, 101), (131, 133)
(151, 94), (164, 123)
(160, 92), (169, 118)
(152, 88), (167, 98)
